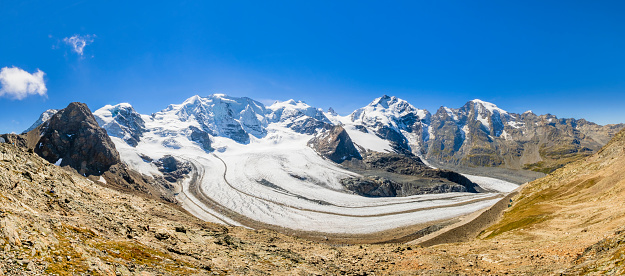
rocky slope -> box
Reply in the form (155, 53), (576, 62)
(426, 99), (624, 173)
(25, 102), (120, 177)
(341, 152), (479, 197)
(308, 125), (361, 163)
(3, 128), (625, 275)
(476, 127), (625, 274)
(0, 141), (515, 275)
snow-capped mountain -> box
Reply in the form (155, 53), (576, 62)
(93, 103), (146, 147)
(154, 94), (268, 144)
(425, 99), (623, 171)
(345, 95), (432, 155)
(85, 94), (623, 173)
(22, 93), (621, 237)
(267, 99), (332, 134)
(85, 94), (511, 235)
(24, 94), (621, 174)
(23, 109), (58, 133)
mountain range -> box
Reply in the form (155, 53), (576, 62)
(1, 95), (624, 274)
(28, 94), (623, 174)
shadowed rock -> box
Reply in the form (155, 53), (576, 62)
(27, 102), (120, 176)
(308, 125), (362, 163)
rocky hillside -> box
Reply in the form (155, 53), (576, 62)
(0, 141), (517, 275)
(341, 152), (480, 197)
(4, 102), (179, 204)
(4, 127), (625, 274)
(426, 99), (624, 173)
(25, 102), (120, 177)
(478, 127), (625, 274)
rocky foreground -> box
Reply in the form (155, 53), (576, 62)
(1, 128), (625, 275)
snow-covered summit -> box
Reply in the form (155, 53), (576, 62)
(267, 99), (332, 134)
(155, 94), (268, 143)
(267, 100), (330, 123)
(23, 109), (59, 133)
(470, 99), (508, 115)
(94, 103), (146, 147)
(349, 95), (430, 130)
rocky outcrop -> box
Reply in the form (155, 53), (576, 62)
(188, 126), (213, 151)
(342, 176), (470, 197)
(27, 102), (120, 176)
(341, 152), (479, 197)
(308, 125), (362, 163)
(154, 155), (192, 183)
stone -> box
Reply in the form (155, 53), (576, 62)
(27, 102), (121, 176)
(308, 125), (362, 163)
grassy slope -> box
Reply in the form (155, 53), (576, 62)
(481, 128), (625, 273)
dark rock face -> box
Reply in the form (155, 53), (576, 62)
(342, 176), (399, 197)
(342, 176), (470, 197)
(360, 152), (478, 193)
(188, 126), (213, 151)
(308, 125), (362, 163)
(30, 102), (121, 176)
(154, 155), (192, 183)
(373, 125), (412, 154)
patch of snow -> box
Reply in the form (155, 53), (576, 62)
(461, 124), (469, 140)
(54, 158), (62, 166)
(343, 125), (393, 153)
(471, 99), (508, 114)
(98, 176), (106, 184)
(508, 121), (525, 129)
(476, 114), (490, 131)
(443, 107), (458, 121)
(462, 174), (519, 193)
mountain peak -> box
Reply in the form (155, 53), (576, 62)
(371, 94), (396, 108)
(327, 107), (337, 116)
(23, 108), (59, 133)
(183, 94), (203, 104)
(31, 102), (121, 176)
(94, 103), (146, 147)
(469, 99), (508, 114)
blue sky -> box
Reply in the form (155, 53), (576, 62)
(1, 1), (625, 133)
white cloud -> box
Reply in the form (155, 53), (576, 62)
(0, 67), (47, 100)
(63, 34), (95, 56)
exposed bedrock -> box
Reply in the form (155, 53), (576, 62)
(342, 152), (479, 197)
(27, 102), (120, 176)
(308, 125), (362, 163)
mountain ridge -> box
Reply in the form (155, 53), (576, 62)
(25, 94), (623, 174)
